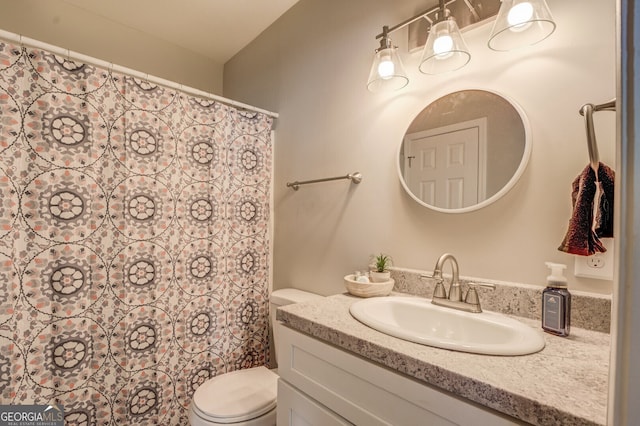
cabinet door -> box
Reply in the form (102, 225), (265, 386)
(277, 380), (353, 426)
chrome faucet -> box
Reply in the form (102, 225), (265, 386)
(421, 253), (495, 313)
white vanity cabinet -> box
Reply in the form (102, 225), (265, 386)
(276, 324), (525, 426)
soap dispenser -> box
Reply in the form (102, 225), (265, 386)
(542, 262), (571, 337)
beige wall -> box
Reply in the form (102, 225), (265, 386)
(225, 0), (616, 295)
(0, 0), (223, 94)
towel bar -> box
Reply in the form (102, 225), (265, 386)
(579, 99), (616, 172)
(286, 172), (363, 190)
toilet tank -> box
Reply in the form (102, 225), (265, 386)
(269, 288), (322, 364)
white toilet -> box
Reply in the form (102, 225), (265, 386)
(189, 288), (322, 426)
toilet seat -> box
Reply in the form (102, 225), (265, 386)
(191, 366), (278, 424)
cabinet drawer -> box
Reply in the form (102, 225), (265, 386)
(277, 324), (523, 426)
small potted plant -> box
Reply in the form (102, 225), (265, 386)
(370, 253), (392, 283)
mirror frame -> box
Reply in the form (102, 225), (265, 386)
(397, 88), (532, 214)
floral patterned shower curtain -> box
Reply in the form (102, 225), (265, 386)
(0, 41), (272, 425)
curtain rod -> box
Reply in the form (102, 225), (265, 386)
(0, 29), (279, 119)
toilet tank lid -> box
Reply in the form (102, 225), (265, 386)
(271, 288), (322, 306)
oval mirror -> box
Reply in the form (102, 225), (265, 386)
(398, 89), (531, 213)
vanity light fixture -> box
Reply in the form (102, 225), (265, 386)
(487, 0), (556, 51)
(366, 0), (555, 92)
(419, 1), (471, 75)
(366, 26), (409, 92)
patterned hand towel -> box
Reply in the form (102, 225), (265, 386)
(558, 162), (615, 256)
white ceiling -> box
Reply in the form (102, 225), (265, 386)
(62, 0), (301, 64)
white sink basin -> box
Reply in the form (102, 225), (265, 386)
(349, 296), (545, 356)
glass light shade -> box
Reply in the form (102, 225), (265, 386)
(487, 0), (556, 51)
(419, 18), (470, 75)
(367, 45), (409, 92)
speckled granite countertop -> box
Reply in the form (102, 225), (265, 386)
(277, 293), (609, 426)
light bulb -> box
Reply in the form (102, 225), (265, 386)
(507, 2), (534, 28)
(433, 34), (454, 57)
(377, 51), (395, 79)
(487, 0), (555, 50)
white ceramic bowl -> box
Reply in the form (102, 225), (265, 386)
(350, 296), (546, 355)
(344, 274), (394, 298)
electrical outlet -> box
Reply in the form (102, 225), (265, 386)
(574, 238), (614, 280)
(586, 257), (605, 269)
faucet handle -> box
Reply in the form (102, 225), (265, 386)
(467, 282), (496, 290)
(464, 282), (496, 312)
(432, 279), (447, 299)
(421, 274), (447, 299)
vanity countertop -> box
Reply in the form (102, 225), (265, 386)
(276, 293), (609, 426)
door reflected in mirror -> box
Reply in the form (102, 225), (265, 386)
(398, 89), (531, 213)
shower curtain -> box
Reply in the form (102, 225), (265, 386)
(0, 41), (273, 425)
